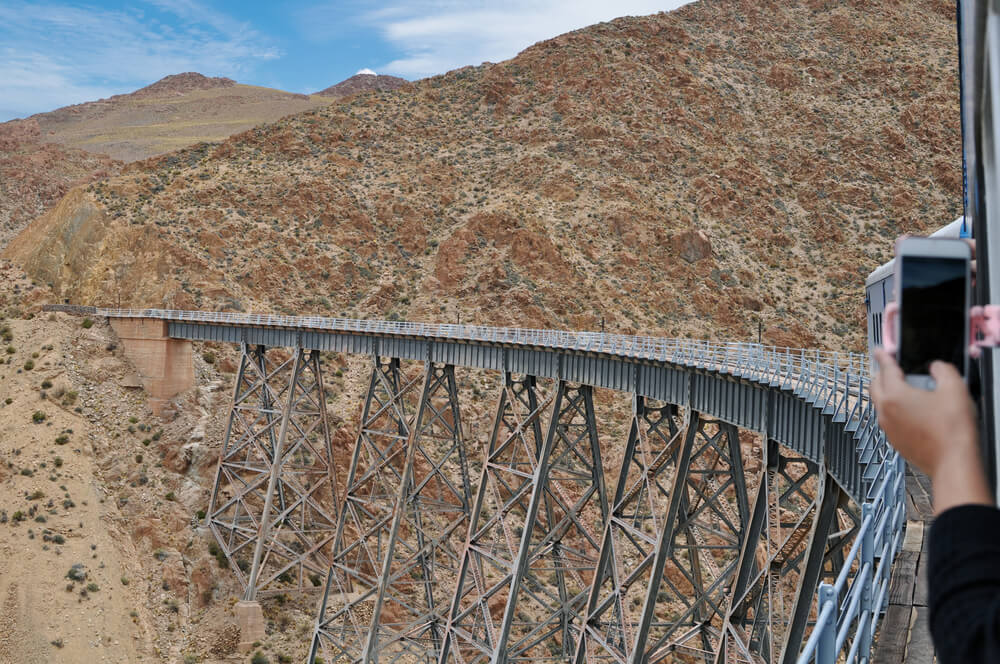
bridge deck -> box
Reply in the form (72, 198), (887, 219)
(872, 465), (936, 664)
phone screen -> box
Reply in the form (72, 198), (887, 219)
(899, 256), (967, 376)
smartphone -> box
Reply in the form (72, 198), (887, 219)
(895, 237), (972, 389)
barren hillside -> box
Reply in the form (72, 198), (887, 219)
(0, 72), (402, 253)
(314, 73), (410, 97)
(7, 0), (961, 350)
(0, 119), (121, 250)
(25, 73), (339, 163)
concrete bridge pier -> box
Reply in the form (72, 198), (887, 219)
(108, 317), (194, 416)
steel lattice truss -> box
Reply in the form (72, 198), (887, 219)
(615, 415), (753, 664)
(438, 377), (609, 664)
(715, 444), (848, 664)
(199, 349), (864, 663)
(573, 396), (686, 663)
(312, 360), (474, 663)
(207, 344), (338, 598)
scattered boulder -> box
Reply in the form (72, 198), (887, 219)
(671, 230), (713, 264)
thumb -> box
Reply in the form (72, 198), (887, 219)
(929, 360), (964, 391)
(874, 348), (904, 384)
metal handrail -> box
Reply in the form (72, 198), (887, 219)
(45, 304), (901, 662)
(58, 305), (872, 378)
(797, 450), (905, 663)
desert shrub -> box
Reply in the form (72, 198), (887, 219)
(53, 457), (63, 467)
(208, 542), (228, 568)
(41, 379), (52, 389)
(54, 435), (68, 445)
(23, 359), (34, 370)
(202, 351), (215, 364)
(32, 411), (45, 423)
(81, 318), (93, 329)
(251, 652), (269, 664)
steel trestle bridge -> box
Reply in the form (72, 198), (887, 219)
(63, 307), (903, 664)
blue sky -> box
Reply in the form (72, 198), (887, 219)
(0, 0), (690, 122)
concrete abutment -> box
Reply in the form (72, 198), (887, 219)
(108, 317), (193, 415)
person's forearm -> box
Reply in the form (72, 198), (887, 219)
(931, 445), (995, 515)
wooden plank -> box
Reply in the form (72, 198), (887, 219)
(915, 472), (933, 498)
(888, 550), (918, 606)
(872, 604), (910, 664)
(905, 607), (936, 663)
(913, 549), (929, 608)
(905, 474), (934, 520)
(901, 520), (924, 553)
(905, 490), (919, 521)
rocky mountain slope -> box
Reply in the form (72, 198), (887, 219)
(0, 119), (121, 250)
(314, 73), (409, 97)
(0, 72), (404, 253)
(6, 0), (962, 354)
(24, 72), (338, 163)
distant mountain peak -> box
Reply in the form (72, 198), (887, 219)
(132, 72), (236, 97)
(315, 73), (408, 98)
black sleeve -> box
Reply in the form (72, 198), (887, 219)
(928, 504), (1000, 663)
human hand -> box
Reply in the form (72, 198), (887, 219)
(871, 348), (992, 512)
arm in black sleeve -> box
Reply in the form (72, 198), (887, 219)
(928, 504), (1000, 663)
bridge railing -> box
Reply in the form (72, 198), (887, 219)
(72, 305), (872, 373)
(798, 448), (905, 664)
(47, 305), (901, 662)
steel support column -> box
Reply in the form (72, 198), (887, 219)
(207, 344), (339, 598)
(573, 396), (686, 663)
(489, 381), (609, 663)
(360, 362), (473, 662)
(715, 441), (832, 664)
(310, 357), (421, 663)
(312, 359), (473, 663)
(438, 373), (554, 664)
(439, 379), (609, 664)
(629, 416), (751, 664)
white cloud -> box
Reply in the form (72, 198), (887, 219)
(336, 0), (691, 79)
(0, 0), (280, 121)
(356, 68), (378, 76)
